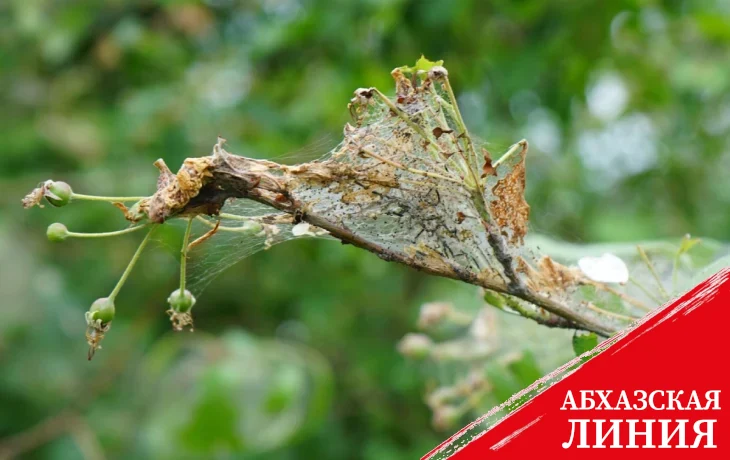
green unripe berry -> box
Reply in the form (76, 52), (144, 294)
(47, 223), (69, 242)
(89, 297), (115, 324)
(45, 181), (73, 207)
(167, 289), (196, 313)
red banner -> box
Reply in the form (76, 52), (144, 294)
(425, 268), (730, 459)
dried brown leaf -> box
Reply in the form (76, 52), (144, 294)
(489, 142), (529, 245)
(481, 149), (496, 178)
(148, 157), (215, 223)
(518, 256), (581, 295)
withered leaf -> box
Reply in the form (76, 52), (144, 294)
(489, 142), (529, 245)
(112, 202), (146, 222)
(112, 202), (131, 219)
(275, 193), (289, 203)
(518, 256), (581, 295)
(22, 184), (46, 209)
(154, 159), (175, 190)
(188, 219), (220, 250)
(481, 149), (496, 178)
(148, 156), (215, 223)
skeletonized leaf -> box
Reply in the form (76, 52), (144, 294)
(486, 142), (529, 245)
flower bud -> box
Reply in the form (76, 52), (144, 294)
(46, 223), (69, 242)
(417, 302), (453, 330)
(397, 333), (433, 359)
(167, 289), (196, 313)
(45, 181), (72, 207)
(432, 405), (460, 431)
(89, 297), (115, 324)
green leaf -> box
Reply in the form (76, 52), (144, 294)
(686, 254), (730, 290)
(507, 351), (543, 388)
(678, 234), (701, 256)
(399, 55), (444, 74)
(413, 55), (444, 72)
(484, 363), (521, 403)
(572, 331), (598, 357)
(264, 366), (303, 414)
(178, 378), (243, 453)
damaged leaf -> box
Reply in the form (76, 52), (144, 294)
(399, 55), (444, 74)
(147, 156), (216, 223)
(481, 149), (496, 178)
(678, 234), (701, 256)
(112, 202), (147, 222)
(487, 142), (529, 245)
(24, 60), (636, 342)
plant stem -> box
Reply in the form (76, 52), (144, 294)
(196, 216), (262, 233)
(371, 89), (446, 162)
(585, 280), (653, 312)
(67, 224), (150, 239)
(187, 219), (219, 249)
(585, 303), (638, 322)
(501, 292), (574, 328)
(218, 212), (253, 221)
(493, 140), (527, 167)
(629, 277), (664, 305)
(108, 226), (157, 301)
(441, 76), (482, 185)
(71, 193), (147, 203)
(180, 218), (193, 293)
(360, 148), (463, 184)
(428, 91), (475, 186)
(636, 245), (670, 300)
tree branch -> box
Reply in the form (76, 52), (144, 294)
(25, 59), (643, 343)
(141, 136), (624, 336)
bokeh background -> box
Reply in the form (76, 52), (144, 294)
(1, 0), (729, 458)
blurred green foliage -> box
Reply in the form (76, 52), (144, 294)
(1, 0), (729, 458)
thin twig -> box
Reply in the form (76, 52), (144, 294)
(359, 148), (463, 185)
(441, 75), (482, 189)
(72, 193), (147, 202)
(69, 419), (106, 460)
(195, 216), (261, 233)
(500, 293), (574, 329)
(585, 302), (638, 322)
(108, 226), (157, 301)
(636, 245), (670, 300)
(628, 276), (664, 305)
(180, 218), (193, 292)
(493, 140), (527, 167)
(584, 280), (653, 312)
(188, 219), (220, 249)
(371, 88), (445, 161)
(0, 314), (155, 459)
(67, 224), (150, 239)
(0, 411), (76, 460)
